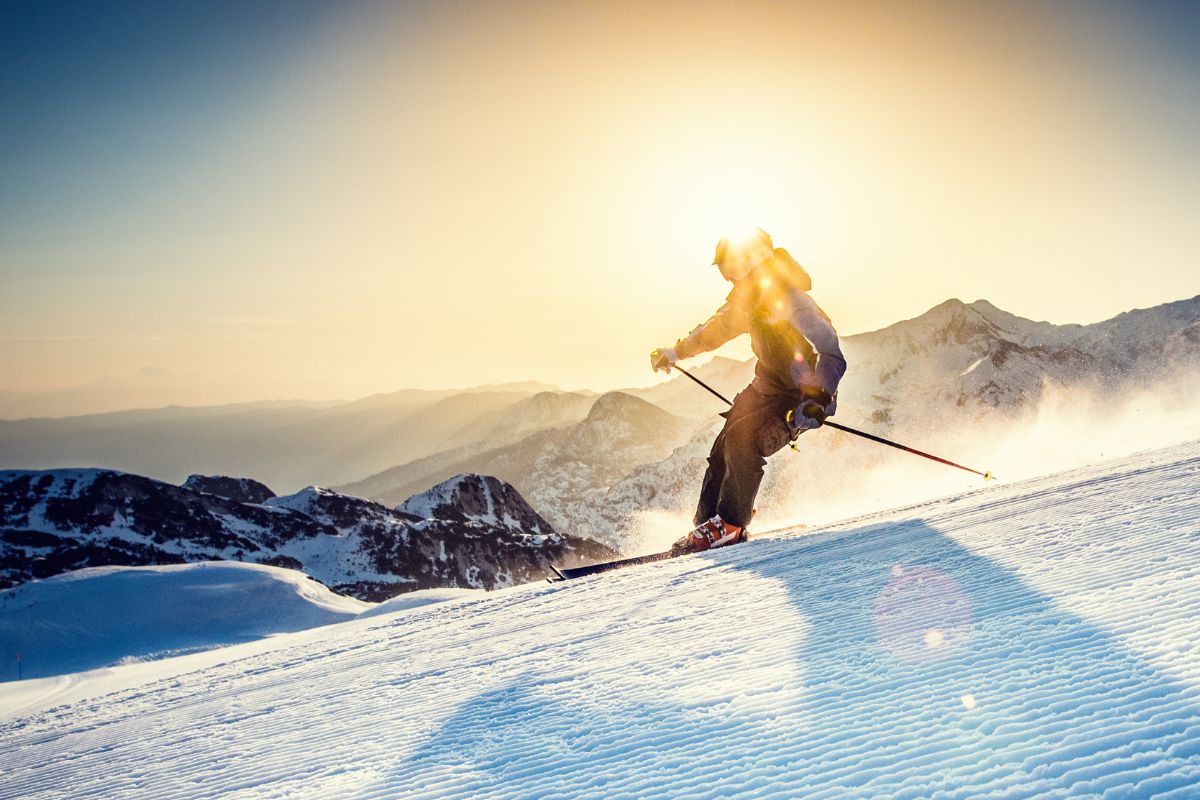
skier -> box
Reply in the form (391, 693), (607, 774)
(651, 228), (846, 555)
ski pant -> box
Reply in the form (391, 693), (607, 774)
(693, 381), (804, 528)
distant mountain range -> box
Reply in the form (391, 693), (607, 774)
(0, 367), (343, 421)
(3, 295), (1199, 556)
(339, 294), (1200, 548)
(0, 371), (566, 421)
(0, 383), (592, 492)
(337, 391), (694, 541)
(0, 469), (616, 600)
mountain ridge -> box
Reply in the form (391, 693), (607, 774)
(339, 294), (1200, 549)
(0, 469), (616, 599)
(4, 294), (1199, 554)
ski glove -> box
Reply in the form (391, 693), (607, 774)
(786, 400), (829, 439)
(650, 347), (678, 374)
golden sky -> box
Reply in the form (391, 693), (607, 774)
(2, 0), (1197, 405)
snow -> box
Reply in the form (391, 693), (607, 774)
(397, 474), (481, 521)
(357, 588), (486, 619)
(0, 562), (368, 682)
(263, 485), (348, 515)
(3, 440), (1200, 798)
(958, 355), (987, 377)
(0, 467), (108, 499)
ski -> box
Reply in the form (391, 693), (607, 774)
(551, 518), (762, 582)
(547, 549), (675, 581)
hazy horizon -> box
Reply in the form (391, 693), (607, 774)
(3, 290), (1196, 420)
(4, 0), (1199, 410)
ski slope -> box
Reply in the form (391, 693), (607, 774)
(3, 440), (1200, 798)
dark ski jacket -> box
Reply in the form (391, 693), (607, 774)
(673, 248), (847, 408)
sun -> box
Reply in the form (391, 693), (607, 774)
(633, 138), (820, 266)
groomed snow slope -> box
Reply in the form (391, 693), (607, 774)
(3, 440), (1200, 798)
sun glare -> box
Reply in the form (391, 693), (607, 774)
(639, 138), (820, 259)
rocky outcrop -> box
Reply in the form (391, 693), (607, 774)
(182, 474), (276, 504)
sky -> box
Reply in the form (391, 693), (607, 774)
(1, 0), (1198, 410)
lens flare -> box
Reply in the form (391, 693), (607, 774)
(873, 565), (973, 664)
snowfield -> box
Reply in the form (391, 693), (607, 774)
(0, 562), (370, 681)
(3, 440), (1200, 798)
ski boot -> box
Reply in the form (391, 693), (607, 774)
(670, 514), (747, 557)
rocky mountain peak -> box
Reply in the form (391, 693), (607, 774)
(855, 298), (1006, 358)
(397, 473), (553, 534)
(493, 391), (596, 436)
(567, 391), (687, 456)
(264, 486), (392, 529)
(585, 391), (677, 425)
(929, 297), (968, 314)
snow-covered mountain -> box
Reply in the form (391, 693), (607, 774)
(4, 439), (1199, 798)
(337, 296), (1200, 550)
(5, 297), (1198, 559)
(620, 294), (1200, 431)
(339, 391), (693, 539)
(5, 295), (1197, 507)
(0, 469), (615, 600)
(397, 473), (553, 533)
(568, 295), (1200, 546)
(840, 295), (1200, 430)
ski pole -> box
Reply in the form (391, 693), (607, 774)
(671, 361), (734, 405)
(670, 364), (995, 481)
(818, 419), (994, 480)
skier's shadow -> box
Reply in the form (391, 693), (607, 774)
(360, 521), (1200, 798)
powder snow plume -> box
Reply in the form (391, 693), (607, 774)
(756, 374), (1200, 537)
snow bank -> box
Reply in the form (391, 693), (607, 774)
(356, 587), (486, 619)
(0, 562), (369, 681)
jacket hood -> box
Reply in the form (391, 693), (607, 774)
(726, 247), (816, 312)
(764, 248), (812, 291)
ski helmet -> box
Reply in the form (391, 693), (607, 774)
(712, 227), (773, 267)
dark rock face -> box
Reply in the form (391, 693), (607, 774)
(182, 475), (276, 504)
(0, 469), (616, 600)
